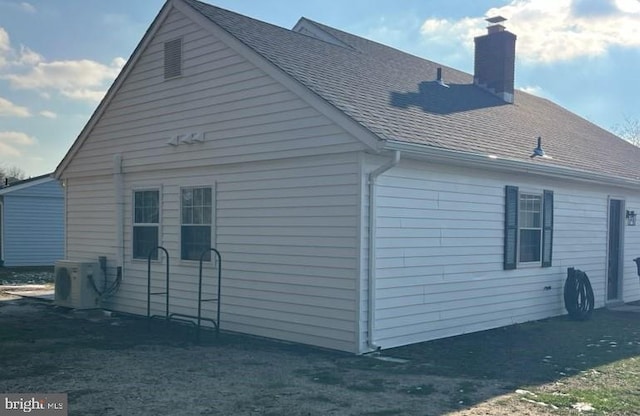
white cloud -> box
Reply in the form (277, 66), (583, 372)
(519, 85), (543, 95)
(0, 27), (9, 67)
(419, 17), (485, 62)
(61, 88), (109, 102)
(0, 27), (8, 52)
(0, 96), (30, 117)
(0, 131), (36, 157)
(420, 0), (640, 63)
(20, 2), (36, 13)
(17, 45), (42, 65)
(615, 0), (640, 13)
(4, 56), (126, 103)
(39, 110), (57, 119)
(0, 26), (125, 103)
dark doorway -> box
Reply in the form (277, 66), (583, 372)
(607, 199), (623, 301)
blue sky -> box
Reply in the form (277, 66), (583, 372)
(1, 0), (639, 177)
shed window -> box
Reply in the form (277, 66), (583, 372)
(164, 38), (182, 79)
(133, 190), (160, 260)
(181, 187), (212, 261)
(504, 186), (553, 269)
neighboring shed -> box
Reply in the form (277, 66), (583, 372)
(0, 174), (64, 267)
(54, 0), (640, 353)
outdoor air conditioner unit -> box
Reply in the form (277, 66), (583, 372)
(54, 260), (100, 309)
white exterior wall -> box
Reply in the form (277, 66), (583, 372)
(361, 157), (640, 351)
(63, 6), (363, 179)
(66, 154), (361, 352)
(60, 3), (640, 354)
(61, 5), (364, 352)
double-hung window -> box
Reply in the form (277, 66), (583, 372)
(133, 190), (160, 260)
(181, 187), (212, 261)
(504, 186), (553, 269)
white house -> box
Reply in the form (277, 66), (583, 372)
(0, 174), (64, 267)
(54, 0), (640, 353)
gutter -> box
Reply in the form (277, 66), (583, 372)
(383, 140), (640, 190)
(367, 150), (400, 351)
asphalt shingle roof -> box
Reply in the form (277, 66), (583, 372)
(184, 0), (640, 183)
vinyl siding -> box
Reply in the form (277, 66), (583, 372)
(65, 176), (117, 262)
(361, 157), (640, 351)
(65, 154), (360, 352)
(63, 6), (363, 179)
(623, 196), (640, 302)
(61, 5), (366, 352)
(1, 180), (64, 266)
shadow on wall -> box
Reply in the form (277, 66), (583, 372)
(390, 81), (508, 115)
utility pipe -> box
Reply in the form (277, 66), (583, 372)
(113, 154), (125, 271)
(367, 150), (400, 351)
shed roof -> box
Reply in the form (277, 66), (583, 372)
(0, 174), (54, 196)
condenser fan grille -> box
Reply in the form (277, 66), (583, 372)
(55, 267), (71, 300)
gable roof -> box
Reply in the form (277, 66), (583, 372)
(0, 173), (54, 196)
(56, 0), (640, 187)
(182, 0), (640, 185)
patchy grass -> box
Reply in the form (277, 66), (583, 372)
(380, 309), (640, 415)
(387, 310), (640, 384)
(347, 378), (386, 392)
(295, 368), (345, 386)
(2, 291), (640, 415)
(519, 358), (640, 415)
(400, 384), (436, 396)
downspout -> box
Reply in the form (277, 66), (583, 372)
(367, 150), (400, 351)
(113, 154), (125, 271)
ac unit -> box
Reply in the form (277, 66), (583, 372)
(54, 261), (100, 309)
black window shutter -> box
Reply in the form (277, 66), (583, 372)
(541, 190), (554, 267)
(504, 186), (518, 270)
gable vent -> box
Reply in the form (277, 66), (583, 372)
(164, 38), (182, 79)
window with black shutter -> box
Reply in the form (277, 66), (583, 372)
(504, 186), (553, 269)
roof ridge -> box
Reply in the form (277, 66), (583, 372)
(181, 0), (369, 57)
(292, 17), (356, 50)
(296, 16), (469, 78)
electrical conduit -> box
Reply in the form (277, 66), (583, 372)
(113, 154), (125, 272)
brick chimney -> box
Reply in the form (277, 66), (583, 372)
(474, 16), (516, 103)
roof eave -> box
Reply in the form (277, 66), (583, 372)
(383, 140), (640, 190)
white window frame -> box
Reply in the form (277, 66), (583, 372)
(180, 183), (215, 262)
(517, 190), (543, 266)
(132, 187), (162, 261)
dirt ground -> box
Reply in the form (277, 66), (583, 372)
(0, 287), (553, 416)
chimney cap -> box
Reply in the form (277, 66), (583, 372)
(486, 16), (507, 24)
